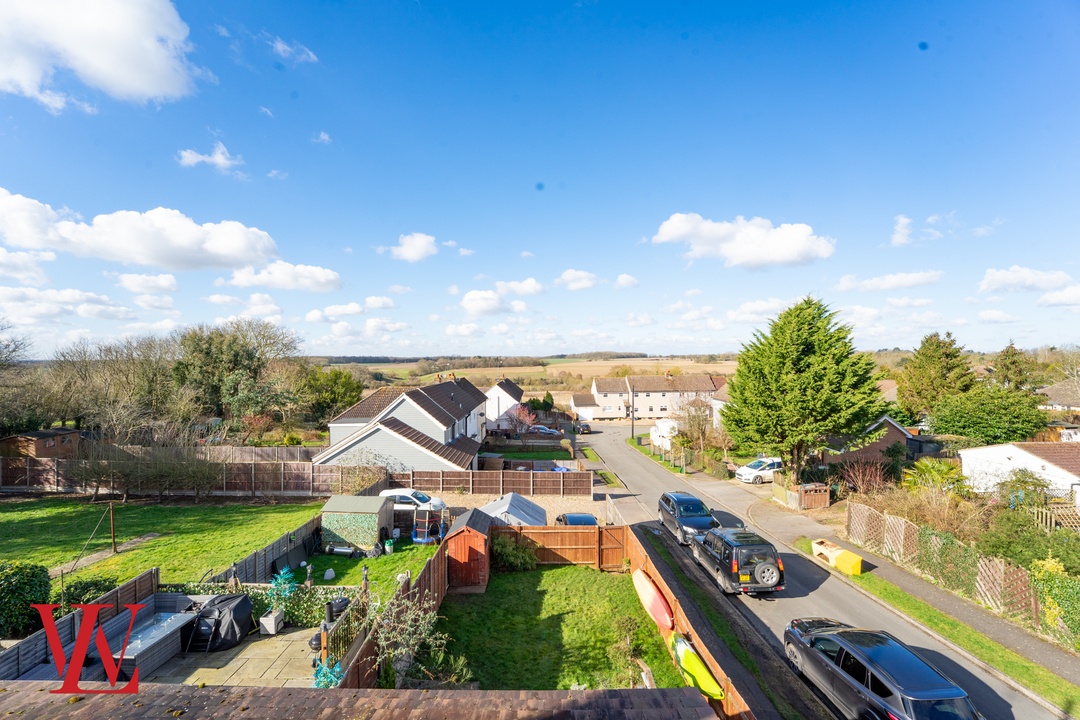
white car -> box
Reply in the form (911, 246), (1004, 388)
(735, 458), (783, 485)
(379, 488), (447, 512)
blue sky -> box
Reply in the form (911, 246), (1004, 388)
(1, 0), (1078, 358)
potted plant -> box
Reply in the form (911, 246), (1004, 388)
(261, 567), (296, 635)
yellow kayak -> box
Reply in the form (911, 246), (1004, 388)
(670, 633), (725, 700)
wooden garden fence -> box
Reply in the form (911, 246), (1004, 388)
(490, 525), (628, 571)
(209, 516), (321, 584)
(388, 469), (593, 497)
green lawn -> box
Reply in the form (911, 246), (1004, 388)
(582, 447), (600, 462)
(493, 450), (573, 460)
(645, 533), (800, 720)
(625, 436), (679, 471)
(0, 496), (322, 586)
(791, 537), (1080, 715)
(598, 471), (622, 488)
(437, 565), (682, 690)
(305, 538), (437, 598)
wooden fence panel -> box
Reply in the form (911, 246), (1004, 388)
(848, 503), (885, 550)
(1002, 563), (1040, 627)
(884, 515), (918, 564)
(224, 463), (250, 494)
(976, 556), (1005, 614)
(600, 526), (627, 570)
(491, 526), (629, 568)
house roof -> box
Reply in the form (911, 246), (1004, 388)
(876, 379), (898, 403)
(446, 507), (492, 537)
(594, 377), (628, 393)
(1038, 381), (1080, 407)
(403, 388), (458, 426)
(489, 378), (524, 403)
(711, 385), (731, 403)
(408, 378), (488, 425)
(1013, 442), (1080, 479)
(711, 375), (728, 390)
(479, 492), (547, 526)
(329, 387), (407, 423)
(380, 417), (481, 469)
(571, 393), (598, 407)
(0, 428), (79, 441)
(627, 375), (719, 393)
(321, 494), (390, 514)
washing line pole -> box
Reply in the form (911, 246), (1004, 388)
(110, 503), (116, 554)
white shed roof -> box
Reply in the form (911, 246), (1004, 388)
(478, 492), (547, 526)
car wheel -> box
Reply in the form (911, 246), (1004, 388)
(692, 548), (702, 567)
(676, 528), (686, 545)
(785, 642), (802, 675)
(752, 475), (763, 485)
(755, 562), (780, 587)
(658, 510), (665, 528)
(716, 571), (733, 594)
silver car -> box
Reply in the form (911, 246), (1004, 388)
(784, 618), (984, 720)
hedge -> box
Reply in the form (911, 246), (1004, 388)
(0, 561), (51, 637)
(163, 582), (361, 628)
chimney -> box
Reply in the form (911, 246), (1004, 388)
(500, 373), (506, 381)
(449, 372), (456, 382)
(435, 373), (441, 382)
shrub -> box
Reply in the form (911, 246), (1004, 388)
(163, 582), (359, 627)
(491, 534), (537, 572)
(840, 459), (891, 495)
(0, 561), (51, 636)
(283, 432), (303, 446)
(51, 575), (119, 614)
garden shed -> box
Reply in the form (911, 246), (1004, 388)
(479, 492), (547, 527)
(320, 495), (393, 550)
(445, 508), (492, 593)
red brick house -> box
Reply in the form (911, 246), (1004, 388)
(818, 415), (913, 466)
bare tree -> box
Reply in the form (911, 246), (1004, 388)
(218, 317), (301, 363)
(671, 393), (713, 454)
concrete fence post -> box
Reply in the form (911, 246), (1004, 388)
(529, 471), (534, 495)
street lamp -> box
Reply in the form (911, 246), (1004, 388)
(630, 381), (636, 441)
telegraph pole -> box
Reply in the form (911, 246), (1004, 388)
(629, 381), (636, 441)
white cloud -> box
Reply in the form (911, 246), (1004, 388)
(684, 288), (703, 297)
(177, 141), (243, 175)
(979, 266), (1073, 293)
(377, 232), (437, 262)
(205, 294), (242, 305)
(312, 131), (331, 144)
(1038, 285), (1080, 307)
(510, 300), (528, 313)
(910, 311), (947, 327)
(364, 317), (407, 335)
(259, 106), (273, 117)
(834, 271), (944, 291)
(0, 187), (279, 271)
(213, 24), (230, 38)
(614, 273), (638, 289)
(442, 240), (457, 247)
(554, 269), (597, 291)
(626, 313), (655, 327)
(116, 273), (177, 293)
(268, 37), (317, 63)
(460, 290), (506, 316)
(495, 278), (544, 296)
(520, 251), (534, 258)
(446, 323), (480, 337)
(133, 294), (180, 317)
(652, 213), (835, 267)
(223, 260), (341, 292)
(447, 285), (460, 295)
(661, 300), (693, 313)
(388, 285), (412, 294)
(0, 247), (55, 286)
(365, 296), (394, 309)
(839, 305), (882, 327)
(306, 303), (366, 322)
(726, 297), (802, 324)
(891, 215), (913, 246)
(0, 0), (207, 113)
(972, 226), (993, 237)
(428, 314), (443, 321)
(458, 248), (475, 257)
(490, 323), (510, 335)
(123, 319), (178, 332)
(979, 309), (1018, 324)
(267, 170), (288, 180)
(240, 293), (280, 318)
(0, 286), (133, 324)
(886, 297), (932, 308)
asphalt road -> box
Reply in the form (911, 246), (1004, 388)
(584, 425), (1055, 720)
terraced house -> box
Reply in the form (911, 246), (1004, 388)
(313, 375), (488, 471)
(573, 374), (723, 421)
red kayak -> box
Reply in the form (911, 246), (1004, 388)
(633, 568), (673, 630)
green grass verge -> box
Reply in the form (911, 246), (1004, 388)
(598, 471), (622, 488)
(625, 436), (678, 471)
(0, 496), (322, 587)
(305, 538), (437, 596)
(644, 532), (800, 720)
(495, 450), (573, 460)
(791, 536), (1080, 714)
(437, 565), (681, 690)
(582, 447), (600, 462)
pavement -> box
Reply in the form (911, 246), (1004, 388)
(582, 422), (1077, 720)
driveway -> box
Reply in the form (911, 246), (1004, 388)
(584, 424), (1055, 720)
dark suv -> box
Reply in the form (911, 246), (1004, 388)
(691, 528), (784, 594)
(784, 618), (985, 720)
(657, 491), (719, 544)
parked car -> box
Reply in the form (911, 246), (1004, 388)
(735, 457), (783, 484)
(784, 618), (985, 720)
(691, 528), (784, 594)
(378, 488), (447, 512)
(657, 491), (719, 545)
(555, 513), (597, 526)
(577, 423), (591, 434)
(528, 425), (562, 436)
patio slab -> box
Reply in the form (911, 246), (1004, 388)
(143, 627), (319, 688)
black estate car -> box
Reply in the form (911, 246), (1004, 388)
(784, 618), (984, 720)
(691, 528), (784, 594)
(657, 491), (719, 544)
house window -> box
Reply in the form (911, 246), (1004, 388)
(60, 435), (71, 445)
(603, 393), (609, 398)
(661, 392), (666, 397)
(660, 406), (668, 412)
(602, 406), (612, 412)
(617, 392), (623, 397)
(648, 406), (654, 412)
(634, 392), (639, 398)
(45, 439), (56, 448)
(645, 392), (651, 397)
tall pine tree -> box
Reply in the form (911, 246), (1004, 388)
(720, 298), (884, 482)
(898, 332), (973, 417)
(991, 342), (1037, 393)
